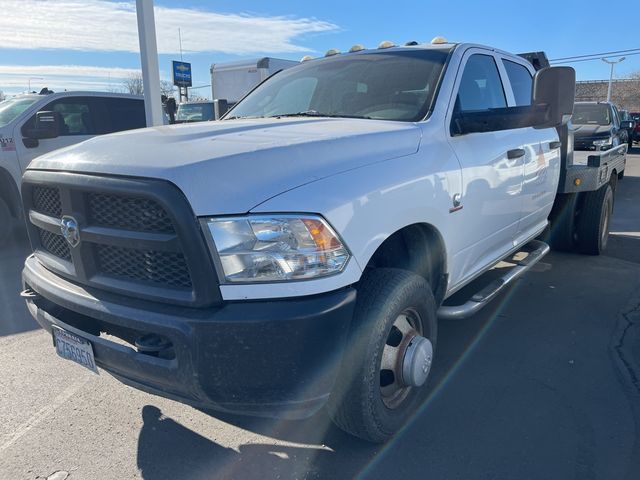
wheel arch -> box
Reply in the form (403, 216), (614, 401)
(362, 223), (448, 305)
(0, 167), (22, 219)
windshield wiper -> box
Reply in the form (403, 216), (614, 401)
(223, 115), (265, 120)
(267, 110), (372, 120)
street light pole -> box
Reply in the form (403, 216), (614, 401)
(27, 77), (44, 93)
(135, 0), (164, 127)
(601, 56), (626, 102)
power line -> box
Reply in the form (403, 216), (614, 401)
(549, 47), (640, 62)
(550, 51), (640, 64)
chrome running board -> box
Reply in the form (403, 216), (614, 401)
(438, 240), (550, 320)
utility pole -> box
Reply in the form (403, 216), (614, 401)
(136, 0), (164, 127)
(178, 28), (183, 103)
(602, 56), (626, 102)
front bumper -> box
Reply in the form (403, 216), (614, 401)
(23, 255), (356, 419)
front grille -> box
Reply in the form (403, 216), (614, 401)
(96, 245), (192, 289)
(33, 186), (62, 217)
(88, 193), (174, 233)
(22, 171), (221, 307)
(38, 228), (71, 260)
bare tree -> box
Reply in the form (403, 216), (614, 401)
(160, 80), (175, 98)
(121, 74), (176, 99)
(122, 73), (144, 95)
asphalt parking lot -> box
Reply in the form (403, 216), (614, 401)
(1, 150), (639, 480)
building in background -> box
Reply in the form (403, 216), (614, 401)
(575, 79), (640, 111)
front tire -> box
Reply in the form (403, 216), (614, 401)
(327, 268), (438, 443)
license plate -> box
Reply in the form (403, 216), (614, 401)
(52, 326), (98, 374)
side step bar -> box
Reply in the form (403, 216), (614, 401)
(438, 240), (550, 320)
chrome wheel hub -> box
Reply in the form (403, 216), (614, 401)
(379, 308), (432, 409)
(402, 336), (433, 387)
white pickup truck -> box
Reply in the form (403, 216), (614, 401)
(0, 91), (147, 245)
(20, 41), (626, 442)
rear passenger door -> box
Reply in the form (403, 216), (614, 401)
(100, 97), (146, 133)
(499, 56), (560, 244)
(446, 50), (526, 286)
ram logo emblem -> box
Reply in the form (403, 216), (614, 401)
(60, 216), (81, 248)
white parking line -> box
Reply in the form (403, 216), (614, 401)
(0, 379), (89, 454)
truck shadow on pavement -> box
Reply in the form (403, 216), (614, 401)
(136, 405), (341, 480)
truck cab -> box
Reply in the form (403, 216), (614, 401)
(0, 91), (146, 244)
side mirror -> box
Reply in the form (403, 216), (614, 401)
(621, 120), (634, 129)
(532, 66), (576, 129)
(25, 111), (62, 140)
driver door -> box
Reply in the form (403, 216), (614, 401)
(446, 51), (526, 287)
(14, 96), (99, 170)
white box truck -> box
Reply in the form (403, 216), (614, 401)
(209, 57), (298, 117)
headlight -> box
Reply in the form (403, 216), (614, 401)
(593, 137), (612, 147)
(203, 215), (350, 283)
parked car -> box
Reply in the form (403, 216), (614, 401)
(175, 100), (215, 123)
(630, 112), (640, 144)
(572, 101), (629, 150)
(618, 109), (635, 148)
(20, 42), (626, 443)
(0, 91), (147, 245)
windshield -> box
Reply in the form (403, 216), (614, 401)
(226, 50), (449, 122)
(0, 96), (39, 127)
(572, 104), (611, 126)
(176, 103), (215, 122)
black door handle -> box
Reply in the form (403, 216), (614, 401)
(549, 141), (562, 149)
(507, 148), (525, 159)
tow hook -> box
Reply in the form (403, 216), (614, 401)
(20, 288), (41, 299)
(135, 333), (173, 357)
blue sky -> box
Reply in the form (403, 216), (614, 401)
(1, 0), (638, 97)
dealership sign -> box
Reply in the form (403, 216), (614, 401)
(172, 61), (192, 87)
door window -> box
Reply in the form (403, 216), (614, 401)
(22, 98), (97, 136)
(455, 54), (506, 112)
(502, 60), (533, 106)
(103, 98), (146, 133)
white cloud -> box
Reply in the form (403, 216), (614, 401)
(0, 65), (142, 94)
(0, 1), (338, 54)
(0, 65), (139, 78)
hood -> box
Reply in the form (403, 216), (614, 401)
(573, 124), (613, 139)
(28, 118), (421, 215)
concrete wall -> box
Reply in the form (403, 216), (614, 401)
(575, 79), (640, 111)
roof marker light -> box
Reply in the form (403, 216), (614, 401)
(325, 49), (341, 57)
(300, 55), (314, 62)
(349, 44), (365, 53)
(405, 41), (419, 46)
(431, 36), (448, 44)
(378, 40), (396, 49)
